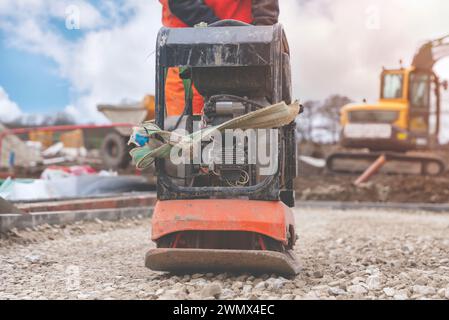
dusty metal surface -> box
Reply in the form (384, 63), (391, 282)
(145, 248), (300, 276)
(151, 199), (293, 244)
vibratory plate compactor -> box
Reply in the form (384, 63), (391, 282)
(145, 20), (301, 275)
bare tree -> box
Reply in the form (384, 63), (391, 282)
(296, 100), (319, 141)
(42, 112), (76, 126)
(320, 95), (352, 143)
(297, 94), (352, 144)
(4, 112), (76, 128)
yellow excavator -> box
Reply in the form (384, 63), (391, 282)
(327, 35), (449, 176)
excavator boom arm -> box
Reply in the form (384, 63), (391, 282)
(412, 34), (449, 71)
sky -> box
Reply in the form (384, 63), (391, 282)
(0, 0), (449, 139)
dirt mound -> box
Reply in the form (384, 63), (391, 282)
(296, 174), (449, 204)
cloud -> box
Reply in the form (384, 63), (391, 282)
(0, 0), (104, 30)
(281, 0), (449, 102)
(0, 0), (160, 123)
(1, 0), (449, 139)
(60, 1), (161, 122)
(281, 0), (449, 142)
(0, 87), (23, 122)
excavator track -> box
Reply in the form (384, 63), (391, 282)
(326, 152), (446, 176)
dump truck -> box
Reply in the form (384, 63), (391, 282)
(97, 95), (155, 170)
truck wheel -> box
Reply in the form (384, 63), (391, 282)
(101, 132), (131, 170)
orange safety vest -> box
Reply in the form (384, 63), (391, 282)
(159, 0), (253, 116)
(160, 0), (253, 28)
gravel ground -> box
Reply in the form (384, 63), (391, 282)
(1, 208), (449, 300)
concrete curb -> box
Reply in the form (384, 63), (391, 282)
(297, 201), (449, 213)
(3, 200), (448, 234)
(0, 206), (153, 234)
(17, 193), (157, 213)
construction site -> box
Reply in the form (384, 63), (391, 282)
(1, 0), (449, 304)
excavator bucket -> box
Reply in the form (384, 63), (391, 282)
(146, 199), (300, 276)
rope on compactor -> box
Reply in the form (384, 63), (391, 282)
(128, 101), (301, 170)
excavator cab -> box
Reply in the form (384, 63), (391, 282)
(377, 67), (440, 146)
(340, 68), (415, 152)
(406, 70), (440, 145)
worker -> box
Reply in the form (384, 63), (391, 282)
(159, 0), (280, 116)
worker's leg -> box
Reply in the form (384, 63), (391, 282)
(165, 67), (204, 117)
